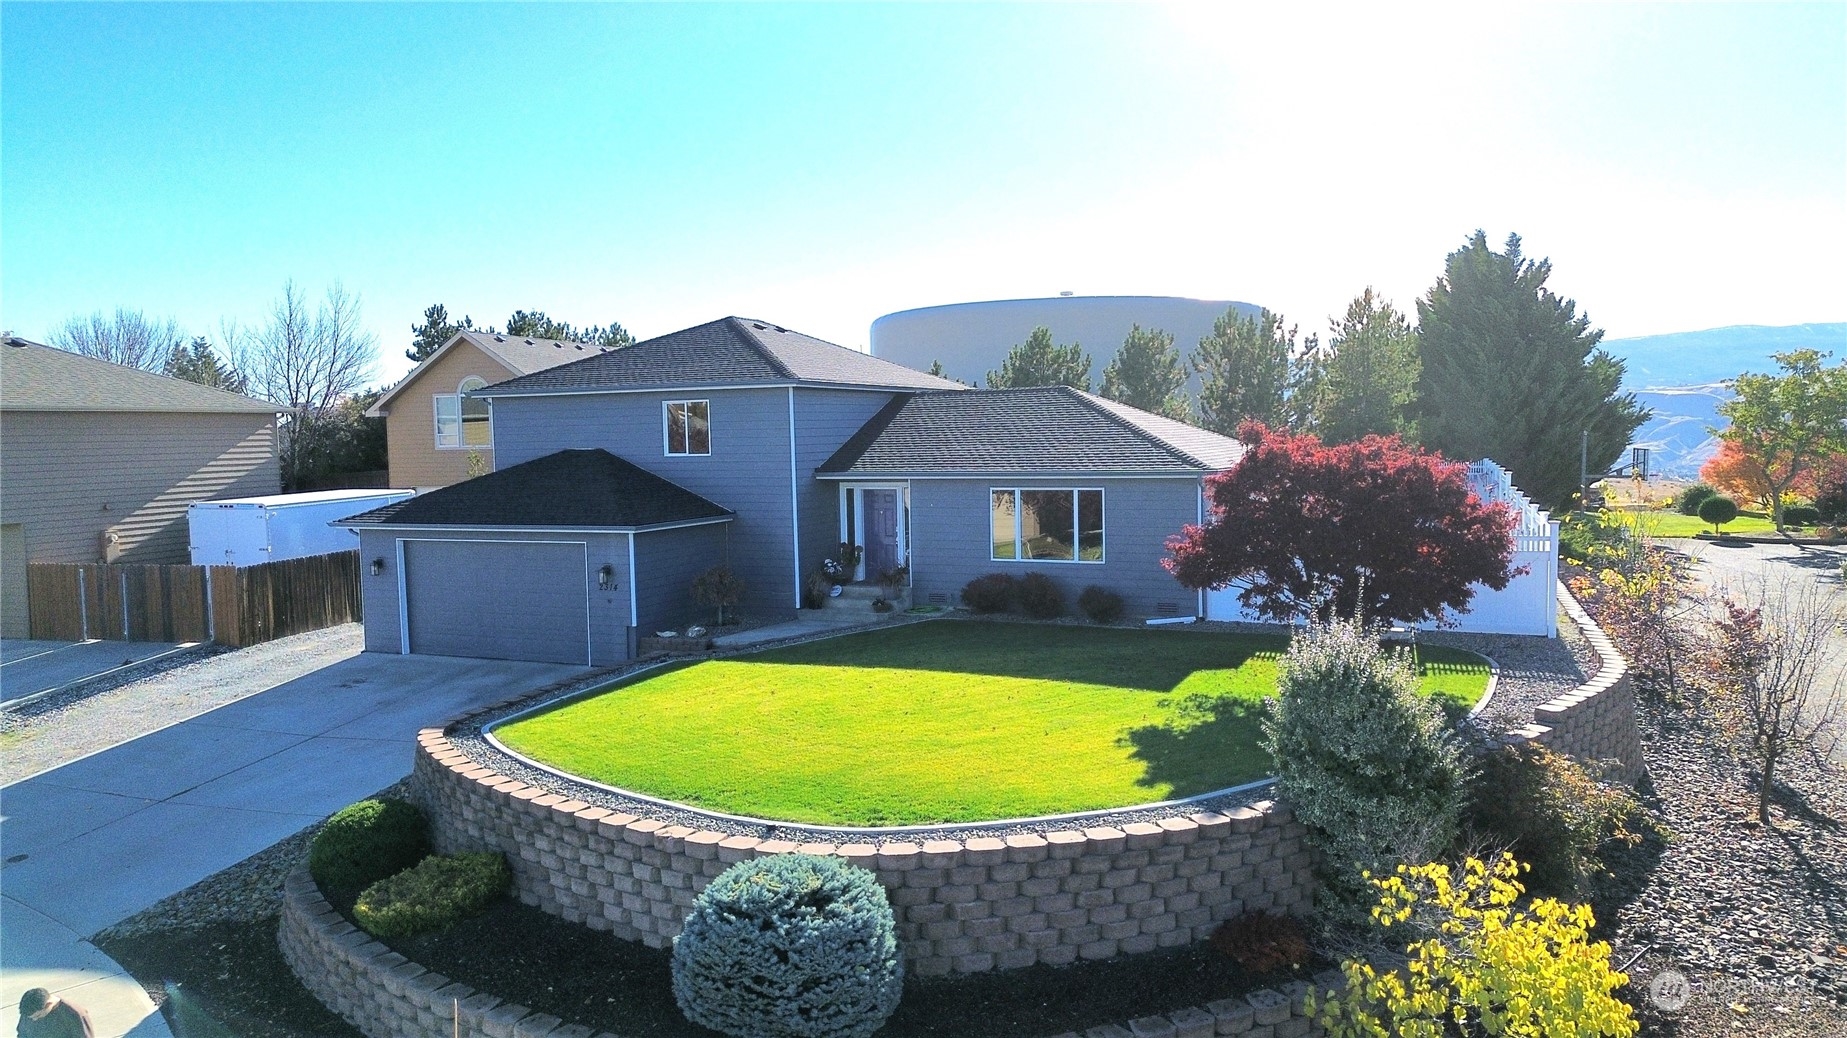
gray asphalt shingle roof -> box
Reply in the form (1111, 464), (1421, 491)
(336, 449), (734, 530)
(817, 386), (1246, 476)
(479, 317), (965, 395)
(1, 337), (279, 414)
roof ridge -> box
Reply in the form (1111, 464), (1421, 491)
(725, 317), (797, 380)
(1070, 387), (1215, 470)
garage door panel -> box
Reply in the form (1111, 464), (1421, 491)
(403, 540), (587, 664)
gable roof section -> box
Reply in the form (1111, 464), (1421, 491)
(479, 317), (966, 395)
(1, 337), (278, 414)
(367, 330), (615, 416)
(818, 386), (1246, 477)
(335, 449), (733, 530)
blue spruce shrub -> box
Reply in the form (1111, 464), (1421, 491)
(672, 853), (903, 1038)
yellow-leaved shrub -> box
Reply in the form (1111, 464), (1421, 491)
(1307, 853), (1637, 1038)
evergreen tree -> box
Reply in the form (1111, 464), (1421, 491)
(1315, 289), (1420, 443)
(985, 326), (1091, 391)
(926, 359), (969, 386)
(1099, 324), (1189, 419)
(1415, 232), (1648, 508)
(503, 310), (634, 350)
(164, 336), (249, 393)
(408, 303), (474, 363)
(1190, 307), (1315, 434)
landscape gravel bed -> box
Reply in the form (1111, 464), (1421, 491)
(0, 624), (363, 784)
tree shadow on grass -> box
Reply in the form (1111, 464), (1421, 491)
(1124, 693), (1273, 797)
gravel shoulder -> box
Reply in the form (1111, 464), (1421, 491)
(0, 624), (364, 784)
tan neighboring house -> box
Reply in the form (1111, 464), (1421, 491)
(0, 336), (281, 637)
(366, 330), (613, 489)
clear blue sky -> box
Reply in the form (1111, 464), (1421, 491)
(4, 2), (1843, 385)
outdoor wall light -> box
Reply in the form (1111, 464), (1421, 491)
(598, 564), (615, 590)
(370, 558), (385, 577)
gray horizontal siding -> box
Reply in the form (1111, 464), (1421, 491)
(633, 522), (732, 634)
(908, 477), (1204, 618)
(492, 388), (824, 620)
(0, 410), (279, 565)
(792, 389), (900, 584)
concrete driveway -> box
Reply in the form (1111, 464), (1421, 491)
(1, 649), (583, 1035)
(1, 640), (194, 706)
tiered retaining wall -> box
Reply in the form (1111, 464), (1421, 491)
(409, 729), (1315, 977)
(278, 861), (1336, 1038)
(1501, 585), (1645, 783)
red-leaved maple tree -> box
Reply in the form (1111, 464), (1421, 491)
(1165, 422), (1519, 626)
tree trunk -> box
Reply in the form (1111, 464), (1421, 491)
(1758, 742), (1777, 824)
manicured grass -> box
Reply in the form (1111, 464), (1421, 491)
(1615, 509), (1780, 538)
(496, 621), (1490, 826)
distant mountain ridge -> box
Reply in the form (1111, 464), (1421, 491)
(1600, 323), (1846, 477)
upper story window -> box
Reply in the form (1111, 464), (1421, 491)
(435, 377), (492, 449)
(664, 400), (711, 456)
(990, 488), (1105, 563)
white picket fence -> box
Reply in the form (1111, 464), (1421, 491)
(1202, 458), (1560, 637)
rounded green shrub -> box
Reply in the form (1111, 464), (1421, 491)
(1676, 482), (1717, 516)
(960, 573), (1016, 613)
(1077, 585), (1125, 624)
(309, 798), (431, 898)
(1262, 618), (1470, 926)
(1015, 572), (1064, 619)
(353, 852), (511, 938)
(672, 853), (902, 1038)
(1698, 495), (1739, 531)
(1782, 504), (1820, 528)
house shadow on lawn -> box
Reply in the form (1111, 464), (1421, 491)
(1125, 693), (1274, 797)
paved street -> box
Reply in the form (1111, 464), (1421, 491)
(1, 647), (582, 1036)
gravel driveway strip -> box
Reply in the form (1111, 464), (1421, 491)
(0, 624), (364, 785)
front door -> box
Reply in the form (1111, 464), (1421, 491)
(861, 489), (902, 580)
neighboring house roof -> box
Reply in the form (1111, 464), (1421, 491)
(335, 449), (734, 530)
(478, 317), (967, 396)
(0, 336), (278, 414)
(817, 386), (1247, 477)
(366, 330), (617, 417)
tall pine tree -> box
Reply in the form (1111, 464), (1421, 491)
(1099, 325), (1189, 419)
(1314, 289), (1420, 443)
(985, 326), (1092, 391)
(1415, 232), (1648, 509)
(408, 303), (474, 363)
(1191, 307), (1315, 434)
(164, 336), (248, 393)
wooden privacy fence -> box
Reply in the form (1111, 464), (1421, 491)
(25, 550), (362, 647)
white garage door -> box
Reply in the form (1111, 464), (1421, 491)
(403, 539), (589, 664)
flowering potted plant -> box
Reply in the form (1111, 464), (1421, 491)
(821, 543), (863, 587)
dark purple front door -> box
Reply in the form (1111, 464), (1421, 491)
(862, 489), (902, 579)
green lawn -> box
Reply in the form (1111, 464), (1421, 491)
(495, 621), (1490, 826)
(1618, 509), (1780, 538)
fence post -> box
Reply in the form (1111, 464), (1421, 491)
(205, 566), (216, 643)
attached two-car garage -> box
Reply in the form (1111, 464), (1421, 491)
(402, 539), (591, 664)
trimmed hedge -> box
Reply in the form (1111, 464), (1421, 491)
(1698, 495), (1739, 529)
(960, 573), (1017, 613)
(308, 798), (430, 898)
(1077, 585), (1125, 624)
(1016, 573), (1064, 619)
(672, 854), (902, 1038)
(1676, 483), (1717, 516)
(1782, 505), (1820, 528)
(353, 852), (511, 938)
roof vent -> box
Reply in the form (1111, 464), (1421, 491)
(494, 335), (506, 342)
(751, 322), (766, 330)
(574, 344), (584, 350)
(525, 338), (536, 345)
(773, 326), (787, 333)
(1059, 291), (1074, 297)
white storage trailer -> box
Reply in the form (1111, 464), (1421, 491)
(189, 489), (415, 567)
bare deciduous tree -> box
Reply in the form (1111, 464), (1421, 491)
(236, 281), (378, 490)
(1706, 575), (1845, 823)
(49, 308), (186, 371)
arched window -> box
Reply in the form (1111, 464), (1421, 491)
(435, 376), (492, 449)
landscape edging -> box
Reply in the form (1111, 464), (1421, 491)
(1498, 582), (1646, 783)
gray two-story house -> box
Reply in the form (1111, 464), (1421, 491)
(338, 317), (1244, 664)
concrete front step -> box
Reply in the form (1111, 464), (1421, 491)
(820, 588), (909, 614)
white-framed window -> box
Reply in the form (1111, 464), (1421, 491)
(990, 487), (1105, 563)
(664, 400), (711, 456)
(435, 377), (491, 449)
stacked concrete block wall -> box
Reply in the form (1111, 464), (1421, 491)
(1047, 975), (1342, 1037)
(1501, 584), (1645, 783)
(410, 729), (1316, 976)
(278, 866), (620, 1038)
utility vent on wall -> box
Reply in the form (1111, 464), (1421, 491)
(1155, 602), (1179, 615)
(928, 592), (949, 605)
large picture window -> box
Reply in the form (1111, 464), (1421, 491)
(990, 488), (1104, 563)
(664, 400), (711, 456)
(435, 377), (491, 449)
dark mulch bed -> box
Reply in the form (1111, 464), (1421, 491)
(97, 917), (363, 1038)
(380, 897), (1313, 1038)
